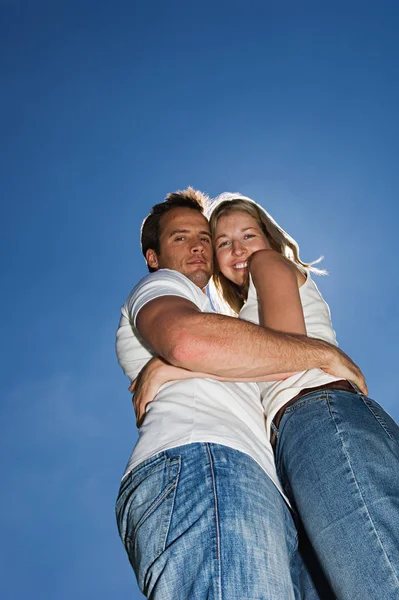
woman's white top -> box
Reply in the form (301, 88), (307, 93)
(239, 272), (341, 440)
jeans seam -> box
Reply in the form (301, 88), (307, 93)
(132, 462), (180, 545)
(159, 457), (181, 553)
(283, 392), (329, 416)
(275, 457), (297, 517)
(206, 444), (222, 600)
(362, 397), (395, 440)
(327, 392), (399, 589)
(287, 526), (299, 563)
(274, 422), (295, 507)
(128, 453), (166, 479)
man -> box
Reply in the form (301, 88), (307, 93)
(115, 188), (363, 599)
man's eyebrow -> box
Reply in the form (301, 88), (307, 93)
(168, 229), (211, 237)
(168, 229), (189, 237)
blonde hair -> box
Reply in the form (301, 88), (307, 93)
(208, 193), (326, 315)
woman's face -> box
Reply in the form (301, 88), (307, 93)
(214, 210), (271, 286)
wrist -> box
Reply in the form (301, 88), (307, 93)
(154, 363), (175, 384)
(320, 343), (337, 371)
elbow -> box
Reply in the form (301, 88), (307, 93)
(160, 311), (210, 369)
(167, 331), (200, 368)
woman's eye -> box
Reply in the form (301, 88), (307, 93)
(217, 240), (230, 248)
(244, 234), (255, 240)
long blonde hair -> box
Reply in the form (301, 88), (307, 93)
(208, 193), (326, 315)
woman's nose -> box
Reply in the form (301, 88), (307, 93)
(232, 241), (245, 255)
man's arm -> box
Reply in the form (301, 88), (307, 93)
(135, 295), (367, 392)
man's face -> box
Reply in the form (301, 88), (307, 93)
(147, 207), (213, 289)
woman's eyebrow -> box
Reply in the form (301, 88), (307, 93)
(214, 232), (228, 242)
(215, 226), (255, 242)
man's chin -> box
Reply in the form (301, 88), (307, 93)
(184, 269), (211, 289)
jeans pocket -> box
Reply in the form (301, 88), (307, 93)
(362, 397), (399, 441)
(115, 454), (181, 575)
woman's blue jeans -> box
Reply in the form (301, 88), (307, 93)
(274, 388), (399, 600)
(116, 443), (320, 599)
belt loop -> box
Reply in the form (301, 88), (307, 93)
(270, 421), (279, 452)
(348, 381), (362, 395)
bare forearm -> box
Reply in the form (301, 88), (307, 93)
(169, 312), (333, 378)
(136, 296), (366, 392)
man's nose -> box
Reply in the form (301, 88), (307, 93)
(191, 239), (205, 253)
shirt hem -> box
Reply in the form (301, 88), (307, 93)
(122, 435), (291, 507)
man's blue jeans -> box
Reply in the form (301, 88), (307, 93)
(274, 388), (399, 600)
(116, 443), (319, 599)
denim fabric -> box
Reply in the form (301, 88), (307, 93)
(116, 442), (320, 599)
(274, 388), (399, 600)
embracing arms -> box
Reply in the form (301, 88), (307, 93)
(136, 292), (366, 387)
(132, 270), (366, 424)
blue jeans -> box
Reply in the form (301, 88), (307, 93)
(274, 388), (399, 600)
(116, 443), (320, 599)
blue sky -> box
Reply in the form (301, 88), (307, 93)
(1, 1), (398, 598)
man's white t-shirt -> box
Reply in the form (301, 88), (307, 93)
(116, 269), (286, 500)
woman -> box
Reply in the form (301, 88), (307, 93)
(133, 193), (399, 600)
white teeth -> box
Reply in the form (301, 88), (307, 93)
(233, 262), (248, 269)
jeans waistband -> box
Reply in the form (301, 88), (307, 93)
(270, 380), (358, 451)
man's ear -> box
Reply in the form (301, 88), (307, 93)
(145, 249), (159, 270)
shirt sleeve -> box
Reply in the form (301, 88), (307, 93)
(124, 269), (205, 327)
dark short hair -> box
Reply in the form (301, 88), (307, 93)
(141, 187), (209, 272)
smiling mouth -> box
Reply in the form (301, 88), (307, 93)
(233, 261), (248, 270)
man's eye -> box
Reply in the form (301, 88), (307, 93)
(201, 237), (211, 243)
(174, 237), (185, 242)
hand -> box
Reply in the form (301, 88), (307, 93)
(130, 357), (171, 427)
(323, 347), (368, 395)
(130, 358), (207, 427)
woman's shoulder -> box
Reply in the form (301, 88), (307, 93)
(250, 249), (306, 287)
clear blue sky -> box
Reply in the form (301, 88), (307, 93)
(1, 1), (398, 598)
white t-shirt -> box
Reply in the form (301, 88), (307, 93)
(240, 273), (341, 440)
(116, 269), (287, 501)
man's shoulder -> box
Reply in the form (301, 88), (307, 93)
(135, 268), (191, 287)
(122, 269), (210, 324)
(129, 269), (199, 299)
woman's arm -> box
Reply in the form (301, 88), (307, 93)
(249, 249), (307, 334)
(249, 250), (365, 387)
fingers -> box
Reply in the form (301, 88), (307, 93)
(132, 392), (146, 428)
(129, 379), (137, 393)
(356, 377), (368, 396)
(135, 403), (146, 428)
(350, 365), (368, 395)
(352, 364), (368, 396)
